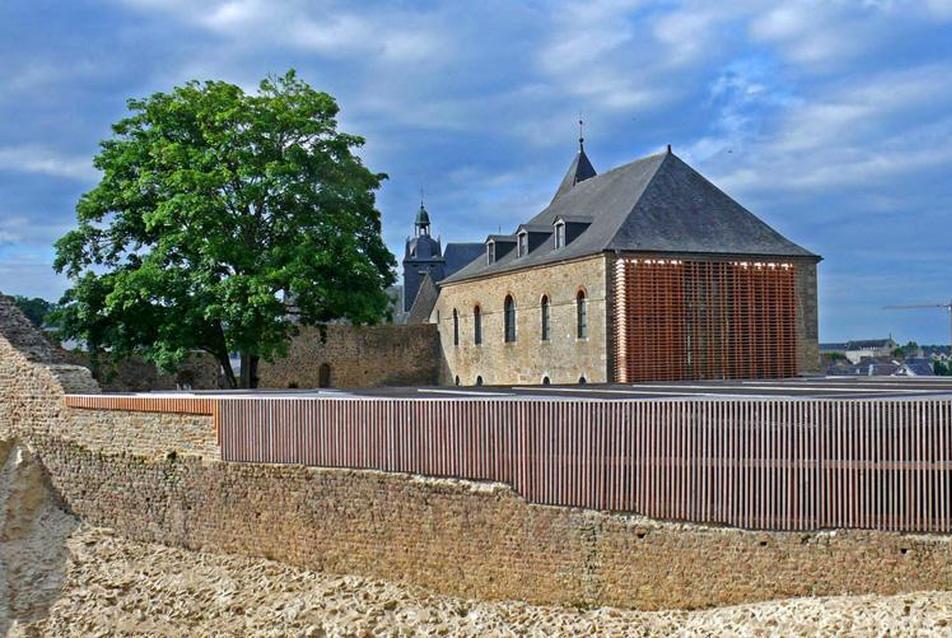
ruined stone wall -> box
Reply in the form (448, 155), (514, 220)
(257, 324), (440, 389)
(59, 351), (221, 392)
(32, 441), (952, 610)
(435, 255), (610, 386)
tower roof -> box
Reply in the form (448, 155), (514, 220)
(551, 146), (597, 203)
(415, 203), (431, 226)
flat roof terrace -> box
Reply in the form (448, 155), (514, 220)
(72, 376), (952, 402)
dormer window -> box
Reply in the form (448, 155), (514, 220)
(517, 232), (528, 258)
(486, 240), (495, 265)
(554, 221), (566, 249)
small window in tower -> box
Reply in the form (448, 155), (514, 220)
(517, 232), (528, 258)
(554, 222), (566, 249)
(487, 241), (495, 265)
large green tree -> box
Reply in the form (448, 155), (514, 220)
(54, 71), (396, 388)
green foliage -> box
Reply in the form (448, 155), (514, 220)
(53, 70), (396, 388)
(935, 361), (952, 376)
(11, 296), (57, 329)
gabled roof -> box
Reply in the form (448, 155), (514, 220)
(551, 147), (597, 203)
(443, 149), (819, 285)
(407, 273), (440, 324)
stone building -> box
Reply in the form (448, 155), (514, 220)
(433, 142), (821, 386)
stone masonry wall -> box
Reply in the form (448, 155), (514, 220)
(435, 255), (610, 386)
(4, 291), (952, 612)
(33, 441), (952, 610)
(257, 324), (440, 389)
(795, 259), (821, 374)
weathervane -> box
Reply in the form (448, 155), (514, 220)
(578, 113), (585, 151)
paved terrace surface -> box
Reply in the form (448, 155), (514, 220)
(75, 376), (952, 401)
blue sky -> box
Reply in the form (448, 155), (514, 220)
(1, 1), (951, 343)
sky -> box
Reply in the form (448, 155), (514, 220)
(1, 0), (951, 344)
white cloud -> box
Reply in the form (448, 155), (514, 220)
(0, 146), (97, 181)
(0, 230), (19, 245)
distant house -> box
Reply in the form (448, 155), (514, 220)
(896, 358), (935, 377)
(839, 338), (898, 364)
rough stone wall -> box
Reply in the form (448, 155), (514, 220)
(795, 259), (821, 374)
(64, 409), (217, 459)
(435, 255), (610, 386)
(59, 351), (222, 392)
(257, 324), (440, 389)
(32, 442), (952, 611)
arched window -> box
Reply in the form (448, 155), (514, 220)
(542, 376), (551, 385)
(455, 375), (460, 386)
(453, 308), (459, 346)
(578, 375), (587, 385)
(504, 295), (516, 343)
(540, 295), (550, 341)
(476, 375), (484, 386)
(473, 305), (482, 345)
(576, 290), (588, 339)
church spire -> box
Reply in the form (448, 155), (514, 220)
(551, 121), (597, 203)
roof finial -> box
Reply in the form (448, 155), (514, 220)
(578, 114), (585, 151)
(420, 187), (425, 210)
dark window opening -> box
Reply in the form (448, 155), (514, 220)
(476, 375), (484, 386)
(454, 375), (460, 386)
(318, 363), (332, 388)
(540, 295), (550, 341)
(542, 376), (551, 385)
(576, 290), (588, 339)
(474, 305), (482, 345)
(504, 295), (516, 343)
(578, 375), (587, 385)
(453, 308), (460, 346)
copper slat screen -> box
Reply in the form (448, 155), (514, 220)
(614, 258), (797, 382)
(217, 397), (952, 533)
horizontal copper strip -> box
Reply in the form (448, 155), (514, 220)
(64, 395), (216, 416)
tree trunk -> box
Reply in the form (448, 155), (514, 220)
(239, 352), (260, 389)
(220, 354), (238, 389)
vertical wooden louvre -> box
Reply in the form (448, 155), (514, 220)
(615, 257), (797, 382)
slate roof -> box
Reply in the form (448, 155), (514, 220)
(443, 149), (819, 285)
(846, 339), (896, 350)
(407, 274), (440, 324)
(443, 242), (484, 277)
(551, 146), (597, 203)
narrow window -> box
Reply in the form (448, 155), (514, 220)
(540, 295), (550, 341)
(576, 290), (588, 339)
(453, 308), (459, 346)
(542, 376), (551, 385)
(473, 305), (482, 345)
(504, 295), (516, 343)
(555, 222), (565, 249)
(578, 375), (587, 385)
(454, 375), (460, 386)
(486, 242), (495, 265)
(517, 232), (528, 257)
(476, 375), (484, 386)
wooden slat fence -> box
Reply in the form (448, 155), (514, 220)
(218, 397), (952, 533)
